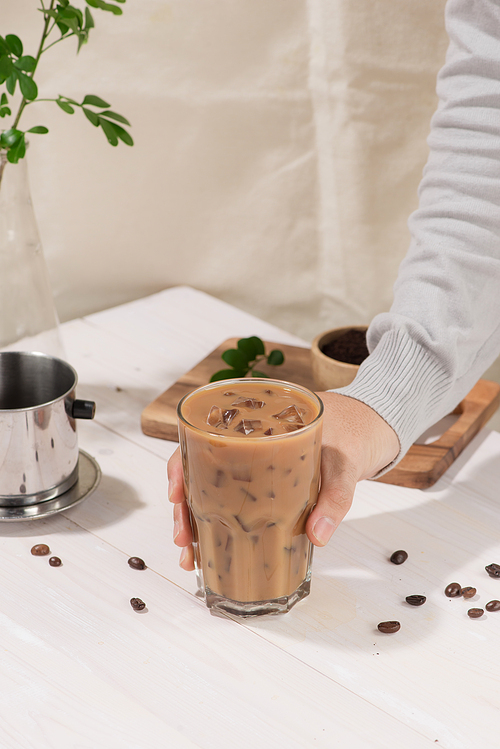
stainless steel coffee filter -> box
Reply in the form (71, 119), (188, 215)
(0, 351), (95, 506)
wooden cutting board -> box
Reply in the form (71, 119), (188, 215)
(141, 338), (500, 489)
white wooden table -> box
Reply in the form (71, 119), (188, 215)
(1, 286), (500, 749)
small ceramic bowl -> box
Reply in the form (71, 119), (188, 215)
(310, 326), (368, 391)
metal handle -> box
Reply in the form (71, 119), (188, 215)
(71, 399), (96, 419)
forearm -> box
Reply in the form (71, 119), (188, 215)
(335, 0), (500, 466)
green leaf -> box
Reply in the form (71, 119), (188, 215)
(7, 134), (26, 163)
(42, 9), (63, 20)
(101, 119), (133, 145)
(56, 17), (80, 35)
(266, 350), (284, 366)
(27, 126), (49, 134)
(221, 348), (249, 370)
(1, 92), (8, 106)
(14, 55), (36, 73)
(56, 22), (72, 37)
(251, 370), (269, 378)
(82, 94), (110, 108)
(82, 107), (99, 126)
(0, 106), (12, 118)
(5, 35), (23, 58)
(18, 72), (38, 100)
(85, 0), (123, 15)
(65, 6), (84, 26)
(6, 71), (17, 95)
(236, 337), (258, 360)
(56, 99), (75, 114)
(0, 55), (14, 81)
(77, 31), (89, 53)
(209, 369), (243, 383)
(84, 7), (95, 29)
(0, 127), (23, 148)
(99, 117), (119, 145)
(237, 336), (265, 360)
(100, 110), (130, 126)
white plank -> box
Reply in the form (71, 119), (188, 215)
(240, 435), (500, 749)
(4, 286), (499, 748)
(0, 510), (431, 749)
(68, 419), (500, 748)
(80, 285), (309, 363)
(61, 317), (180, 460)
(59, 286), (311, 460)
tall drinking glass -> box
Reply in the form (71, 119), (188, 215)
(177, 378), (323, 617)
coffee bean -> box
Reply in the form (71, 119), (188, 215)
(390, 550), (408, 565)
(31, 544), (50, 556)
(405, 595), (426, 606)
(49, 557), (62, 567)
(486, 600), (500, 612)
(377, 621), (401, 633)
(444, 582), (462, 598)
(128, 557), (146, 570)
(485, 563), (500, 578)
(467, 608), (484, 618)
(461, 587), (476, 599)
(130, 597), (146, 611)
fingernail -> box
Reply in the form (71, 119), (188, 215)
(179, 546), (188, 567)
(312, 516), (336, 546)
(173, 521), (179, 541)
(167, 480), (172, 501)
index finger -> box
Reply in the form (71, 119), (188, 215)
(167, 447), (185, 504)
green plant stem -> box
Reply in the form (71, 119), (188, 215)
(11, 0), (55, 130)
(42, 33), (75, 54)
(247, 356), (266, 374)
(0, 149), (7, 188)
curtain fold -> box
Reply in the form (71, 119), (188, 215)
(4, 0), (448, 342)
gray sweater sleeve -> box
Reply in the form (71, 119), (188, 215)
(333, 0), (500, 469)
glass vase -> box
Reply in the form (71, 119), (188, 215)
(0, 150), (64, 357)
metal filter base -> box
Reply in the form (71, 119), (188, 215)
(0, 450), (101, 521)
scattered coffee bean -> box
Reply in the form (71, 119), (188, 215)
(390, 550), (408, 565)
(461, 587), (476, 599)
(485, 600), (500, 612)
(444, 582), (462, 598)
(467, 608), (484, 618)
(48, 557), (62, 567)
(485, 563), (500, 578)
(405, 595), (426, 606)
(130, 597), (146, 611)
(31, 544), (50, 556)
(377, 620), (401, 633)
(128, 557), (146, 570)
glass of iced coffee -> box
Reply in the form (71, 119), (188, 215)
(177, 378), (324, 617)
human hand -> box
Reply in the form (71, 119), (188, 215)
(167, 446), (195, 570)
(305, 391), (399, 547)
(167, 391), (399, 569)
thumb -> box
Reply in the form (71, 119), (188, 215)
(306, 446), (357, 546)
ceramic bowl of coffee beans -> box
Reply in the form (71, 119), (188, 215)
(311, 326), (368, 390)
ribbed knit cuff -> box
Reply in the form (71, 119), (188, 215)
(330, 328), (452, 476)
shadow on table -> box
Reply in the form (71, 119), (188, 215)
(0, 474), (146, 540)
(247, 429), (500, 650)
(64, 473), (147, 530)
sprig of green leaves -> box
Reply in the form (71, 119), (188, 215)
(55, 94), (133, 146)
(210, 336), (285, 382)
(0, 1), (132, 167)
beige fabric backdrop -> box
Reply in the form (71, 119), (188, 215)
(4, 0), (448, 342)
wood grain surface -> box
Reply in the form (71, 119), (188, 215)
(140, 337), (500, 488)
